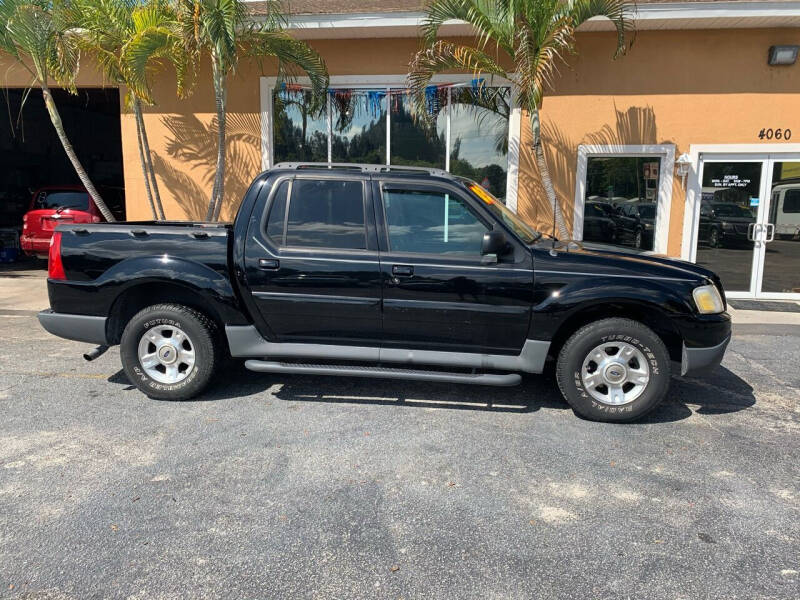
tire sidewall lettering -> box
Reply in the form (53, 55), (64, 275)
(560, 321), (670, 421)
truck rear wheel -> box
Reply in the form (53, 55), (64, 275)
(555, 318), (671, 422)
(120, 303), (220, 400)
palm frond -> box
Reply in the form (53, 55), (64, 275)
(422, 0), (514, 56)
(567, 0), (635, 57)
(245, 28), (328, 112)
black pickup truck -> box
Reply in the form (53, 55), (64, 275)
(38, 164), (731, 422)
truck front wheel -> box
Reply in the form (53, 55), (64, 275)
(120, 303), (220, 400)
(555, 318), (671, 422)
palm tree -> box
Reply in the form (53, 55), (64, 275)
(0, 0), (116, 222)
(75, 0), (186, 221)
(409, 0), (633, 239)
(175, 0), (328, 221)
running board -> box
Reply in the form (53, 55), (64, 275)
(244, 360), (522, 387)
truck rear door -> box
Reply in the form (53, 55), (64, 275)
(242, 174), (383, 345)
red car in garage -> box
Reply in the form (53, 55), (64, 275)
(20, 186), (104, 258)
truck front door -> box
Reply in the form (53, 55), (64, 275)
(374, 180), (533, 354)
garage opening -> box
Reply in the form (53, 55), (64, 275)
(0, 87), (125, 232)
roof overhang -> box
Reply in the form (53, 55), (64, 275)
(251, 1), (800, 39)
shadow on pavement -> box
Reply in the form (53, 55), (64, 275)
(641, 366), (756, 424)
(108, 363), (756, 422)
(0, 255), (46, 277)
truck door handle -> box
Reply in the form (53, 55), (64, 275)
(765, 223), (775, 242)
(392, 265), (413, 277)
(258, 258), (280, 270)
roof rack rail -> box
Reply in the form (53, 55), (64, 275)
(272, 162), (450, 177)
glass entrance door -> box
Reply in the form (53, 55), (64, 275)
(693, 154), (800, 299)
(694, 157), (766, 296)
(759, 159), (800, 296)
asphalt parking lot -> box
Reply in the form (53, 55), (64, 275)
(0, 311), (799, 599)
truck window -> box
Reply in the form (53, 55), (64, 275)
(784, 190), (800, 213)
(34, 191), (90, 211)
(273, 179), (366, 250)
(265, 180), (289, 244)
(382, 188), (489, 255)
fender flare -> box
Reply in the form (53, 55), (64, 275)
(98, 256), (250, 326)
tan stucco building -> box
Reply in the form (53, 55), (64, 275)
(2, 0), (800, 298)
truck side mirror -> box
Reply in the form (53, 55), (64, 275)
(481, 230), (509, 263)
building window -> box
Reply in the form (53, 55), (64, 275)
(272, 90), (327, 163)
(266, 80), (513, 203)
(448, 87), (509, 200)
(575, 146), (675, 255)
(389, 93), (447, 170)
(330, 91), (387, 164)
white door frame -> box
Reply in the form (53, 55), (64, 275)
(682, 144), (800, 300)
(573, 144), (675, 255)
(260, 75), (523, 212)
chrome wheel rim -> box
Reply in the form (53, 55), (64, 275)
(581, 341), (650, 406)
(137, 325), (196, 384)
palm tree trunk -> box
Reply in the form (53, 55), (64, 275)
(41, 83), (115, 222)
(530, 108), (568, 241)
(206, 57), (227, 222)
(133, 99), (158, 220)
(134, 97), (166, 220)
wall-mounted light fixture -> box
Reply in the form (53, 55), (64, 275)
(675, 153), (692, 188)
(768, 45), (799, 66)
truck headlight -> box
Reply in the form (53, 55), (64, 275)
(693, 284), (724, 314)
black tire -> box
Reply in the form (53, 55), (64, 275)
(555, 318), (671, 422)
(120, 303), (220, 400)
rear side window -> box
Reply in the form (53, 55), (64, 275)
(265, 181), (289, 243)
(264, 179), (366, 249)
(784, 190), (800, 213)
(285, 179), (365, 249)
(382, 188), (489, 255)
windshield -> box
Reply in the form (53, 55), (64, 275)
(459, 178), (540, 243)
(713, 203), (753, 218)
(34, 191), (90, 211)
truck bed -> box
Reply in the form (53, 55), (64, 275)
(50, 221), (235, 318)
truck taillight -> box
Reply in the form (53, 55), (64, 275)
(48, 232), (66, 280)
(92, 215), (101, 223)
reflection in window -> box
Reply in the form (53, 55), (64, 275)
(270, 84), (511, 200)
(273, 90), (328, 163)
(390, 93), (446, 169)
(383, 189), (488, 255)
(763, 161), (800, 293)
(582, 156), (660, 251)
(331, 91), (386, 164)
(285, 180), (365, 249)
(449, 87), (509, 200)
